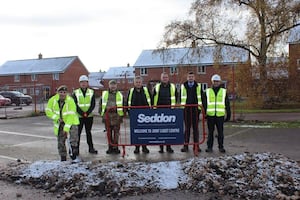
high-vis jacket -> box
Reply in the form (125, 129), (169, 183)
(180, 83), (202, 110)
(45, 94), (79, 136)
(206, 88), (226, 117)
(100, 90), (124, 116)
(73, 88), (94, 117)
(153, 83), (176, 106)
(127, 87), (151, 107)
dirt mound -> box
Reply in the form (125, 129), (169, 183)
(0, 152), (299, 199)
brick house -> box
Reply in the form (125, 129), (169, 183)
(287, 24), (300, 96)
(0, 54), (89, 100)
(133, 46), (250, 95)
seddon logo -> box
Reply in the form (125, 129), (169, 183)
(137, 113), (176, 123)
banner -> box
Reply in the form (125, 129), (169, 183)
(129, 108), (184, 145)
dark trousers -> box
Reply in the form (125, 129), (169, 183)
(78, 117), (95, 150)
(184, 107), (200, 144)
(206, 116), (224, 149)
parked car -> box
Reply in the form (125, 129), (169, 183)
(0, 95), (11, 106)
(0, 91), (32, 106)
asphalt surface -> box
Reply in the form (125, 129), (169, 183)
(0, 104), (300, 165)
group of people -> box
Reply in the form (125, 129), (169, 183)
(46, 72), (231, 161)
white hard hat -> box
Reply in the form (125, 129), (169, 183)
(211, 74), (221, 82)
(79, 75), (89, 82)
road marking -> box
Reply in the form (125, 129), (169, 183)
(0, 155), (19, 161)
(225, 128), (253, 138)
(0, 130), (55, 140)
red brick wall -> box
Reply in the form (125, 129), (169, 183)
(288, 43), (300, 91)
(289, 43), (300, 73)
(134, 64), (240, 93)
(0, 58), (89, 98)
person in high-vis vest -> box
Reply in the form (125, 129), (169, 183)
(180, 71), (203, 153)
(72, 75), (98, 155)
(45, 85), (80, 162)
(126, 76), (152, 154)
(99, 80), (124, 154)
(152, 72), (178, 153)
(203, 74), (231, 153)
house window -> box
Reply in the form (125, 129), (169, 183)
(31, 74), (37, 81)
(201, 83), (208, 91)
(14, 75), (20, 82)
(197, 65), (206, 74)
(53, 73), (59, 80)
(128, 79), (133, 83)
(140, 68), (148, 76)
(170, 66), (178, 75)
(297, 59), (300, 70)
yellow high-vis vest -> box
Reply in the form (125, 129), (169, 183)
(100, 90), (124, 116)
(127, 87), (151, 107)
(153, 83), (176, 107)
(180, 83), (202, 110)
(206, 88), (226, 117)
(74, 88), (94, 117)
(45, 94), (79, 136)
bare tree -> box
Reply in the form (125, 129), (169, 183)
(160, 0), (300, 105)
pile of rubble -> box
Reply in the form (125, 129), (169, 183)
(0, 152), (299, 199)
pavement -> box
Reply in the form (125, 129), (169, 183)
(0, 104), (299, 166)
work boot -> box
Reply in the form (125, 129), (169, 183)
(61, 156), (67, 162)
(89, 148), (98, 154)
(181, 145), (188, 152)
(158, 145), (164, 153)
(166, 145), (174, 153)
(106, 146), (113, 154)
(219, 148), (226, 153)
(70, 154), (77, 160)
(142, 146), (150, 153)
(134, 146), (140, 154)
(205, 148), (213, 153)
(112, 146), (120, 154)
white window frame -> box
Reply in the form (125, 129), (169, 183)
(31, 74), (37, 81)
(170, 66), (178, 75)
(53, 73), (59, 80)
(14, 75), (20, 82)
(128, 78), (133, 84)
(197, 65), (206, 74)
(140, 68), (148, 76)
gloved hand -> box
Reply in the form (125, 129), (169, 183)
(83, 112), (88, 118)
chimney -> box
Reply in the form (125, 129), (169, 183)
(38, 53), (43, 59)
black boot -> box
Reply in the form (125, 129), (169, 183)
(89, 148), (98, 154)
(113, 146), (120, 154)
(181, 145), (188, 152)
(166, 145), (174, 153)
(61, 155), (67, 161)
(159, 145), (164, 153)
(106, 146), (113, 154)
(134, 146), (140, 154)
(70, 146), (78, 160)
(142, 145), (149, 153)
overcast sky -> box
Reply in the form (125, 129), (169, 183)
(0, 0), (194, 72)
